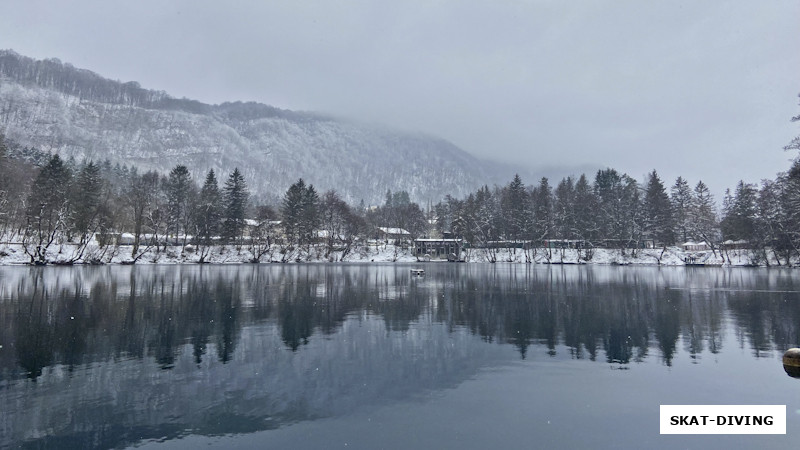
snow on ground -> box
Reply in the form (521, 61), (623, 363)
(0, 242), (795, 267)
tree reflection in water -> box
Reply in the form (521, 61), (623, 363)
(3, 265), (800, 379)
(0, 264), (799, 448)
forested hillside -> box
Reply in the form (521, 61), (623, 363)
(0, 49), (516, 205)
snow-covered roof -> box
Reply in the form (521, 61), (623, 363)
(316, 230), (347, 239)
(378, 227), (410, 235)
(414, 238), (462, 242)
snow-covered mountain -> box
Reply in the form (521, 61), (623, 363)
(0, 49), (522, 205)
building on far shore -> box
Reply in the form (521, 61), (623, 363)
(681, 241), (710, 252)
(413, 238), (463, 261)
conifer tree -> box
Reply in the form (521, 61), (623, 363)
(70, 161), (103, 244)
(195, 169), (222, 253)
(222, 168), (248, 244)
(282, 179), (307, 246)
(720, 181), (758, 242)
(23, 154), (72, 264)
(670, 176), (692, 243)
(573, 174), (597, 244)
(553, 176), (576, 240)
(165, 165), (193, 244)
(594, 169), (641, 248)
(688, 180), (719, 252)
(644, 170), (675, 246)
(299, 183), (319, 246)
(531, 177), (553, 241)
(499, 174), (528, 243)
(782, 160), (800, 259)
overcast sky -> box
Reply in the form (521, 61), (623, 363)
(2, 0), (799, 196)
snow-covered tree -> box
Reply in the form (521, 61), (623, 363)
(670, 176), (692, 243)
(222, 168), (248, 245)
(720, 181), (758, 242)
(593, 169), (642, 250)
(124, 169), (161, 258)
(688, 181), (719, 253)
(573, 174), (598, 245)
(23, 154), (72, 264)
(499, 174), (529, 245)
(194, 169), (222, 260)
(531, 177), (554, 242)
(553, 176), (576, 240)
(70, 162), (103, 242)
(165, 165), (193, 244)
(643, 170), (675, 247)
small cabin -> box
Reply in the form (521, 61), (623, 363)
(682, 241), (710, 252)
(720, 239), (748, 250)
(376, 227), (411, 240)
(374, 227), (412, 247)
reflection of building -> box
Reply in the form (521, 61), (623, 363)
(413, 238), (463, 260)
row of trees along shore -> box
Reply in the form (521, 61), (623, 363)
(1, 98), (799, 265)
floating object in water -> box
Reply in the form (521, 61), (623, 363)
(410, 269), (425, 276)
(783, 348), (800, 378)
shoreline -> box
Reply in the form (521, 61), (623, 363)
(0, 243), (796, 268)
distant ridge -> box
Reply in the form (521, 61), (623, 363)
(0, 49), (528, 204)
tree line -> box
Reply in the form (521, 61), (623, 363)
(1, 96), (799, 265)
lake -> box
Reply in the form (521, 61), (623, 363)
(1, 264), (799, 449)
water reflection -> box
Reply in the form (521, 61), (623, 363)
(0, 264), (799, 448)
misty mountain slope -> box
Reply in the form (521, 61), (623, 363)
(0, 50), (517, 204)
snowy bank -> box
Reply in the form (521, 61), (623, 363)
(0, 242), (796, 267)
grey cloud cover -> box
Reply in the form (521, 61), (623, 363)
(1, 0), (798, 195)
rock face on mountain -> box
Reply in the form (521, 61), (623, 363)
(0, 50), (518, 204)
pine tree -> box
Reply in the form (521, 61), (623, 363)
(500, 174), (528, 243)
(70, 161), (103, 244)
(720, 181), (758, 242)
(23, 154), (72, 264)
(299, 183), (319, 246)
(573, 174), (598, 244)
(782, 160), (800, 259)
(165, 165), (193, 244)
(195, 169), (222, 250)
(473, 185), (499, 261)
(531, 177), (553, 241)
(644, 170), (675, 246)
(553, 176), (576, 240)
(670, 176), (692, 243)
(222, 168), (248, 244)
(282, 179), (307, 246)
(593, 169), (641, 248)
(754, 179), (783, 263)
(688, 181), (719, 250)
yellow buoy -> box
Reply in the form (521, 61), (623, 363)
(784, 348), (800, 367)
(783, 348), (800, 378)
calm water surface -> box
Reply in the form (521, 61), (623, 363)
(1, 264), (799, 449)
